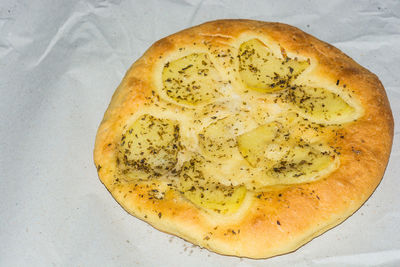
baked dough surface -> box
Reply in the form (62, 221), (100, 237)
(94, 20), (393, 258)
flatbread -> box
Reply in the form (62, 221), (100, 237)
(94, 20), (393, 258)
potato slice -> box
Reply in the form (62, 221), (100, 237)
(178, 156), (247, 214)
(162, 53), (223, 105)
(282, 86), (355, 122)
(198, 114), (258, 159)
(266, 144), (335, 182)
(238, 39), (309, 93)
(237, 121), (335, 183)
(118, 114), (180, 179)
(237, 122), (283, 167)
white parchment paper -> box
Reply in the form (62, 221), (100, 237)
(1, 0), (399, 266)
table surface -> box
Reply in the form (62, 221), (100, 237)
(1, 0), (399, 266)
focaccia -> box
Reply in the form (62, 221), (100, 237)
(94, 20), (393, 258)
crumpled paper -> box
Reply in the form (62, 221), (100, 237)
(0, 0), (399, 266)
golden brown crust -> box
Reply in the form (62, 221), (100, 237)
(94, 19), (393, 258)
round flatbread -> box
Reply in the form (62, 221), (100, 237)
(94, 20), (393, 258)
